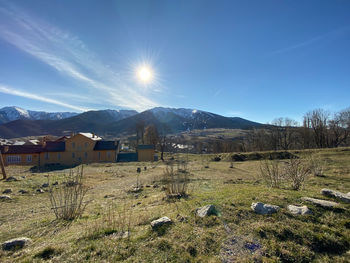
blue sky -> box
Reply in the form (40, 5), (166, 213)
(0, 0), (349, 123)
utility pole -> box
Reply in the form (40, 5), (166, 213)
(0, 151), (6, 180)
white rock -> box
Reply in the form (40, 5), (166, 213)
(321, 189), (350, 203)
(196, 205), (218, 217)
(287, 205), (312, 215)
(151, 216), (172, 229)
(251, 202), (280, 214)
(2, 237), (32, 250)
(301, 197), (339, 208)
(0, 195), (12, 201)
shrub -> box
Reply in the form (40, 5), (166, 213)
(308, 154), (325, 177)
(162, 161), (190, 198)
(259, 160), (284, 188)
(48, 166), (89, 220)
(284, 158), (311, 190)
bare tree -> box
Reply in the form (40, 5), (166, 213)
(144, 125), (159, 145)
(305, 109), (330, 148)
(135, 120), (145, 145)
(0, 151), (6, 180)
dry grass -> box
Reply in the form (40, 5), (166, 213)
(0, 148), (350, 262)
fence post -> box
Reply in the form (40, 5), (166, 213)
(0, 151), (6, 180)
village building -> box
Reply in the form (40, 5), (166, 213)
(0, 132), (157, 166)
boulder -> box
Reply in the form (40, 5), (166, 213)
(42, 183), (49, 188)
(2, 188), (12, 194)
(151, 216), (172, 229)
(36, 189), (44, 193)
(196, 205), (219, 217)
(0, 195), (12, 201)
(6, 176), (18, 182)
(321, 189), (350, 203)
(287, 205), (312, 215)
(251, 202), (280, 214)
(2, 237), (32, 250)
(18, 189), (28, 194)
(301, 197), (339, 208)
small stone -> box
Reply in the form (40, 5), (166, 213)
(2, 188), (12, 194)
(130, 187), (142, 193)
(151, 216), (172, 229)
(0, 195), (12, 201)
(321, 189), (350, 203)
(196, 205), (219, 217)
(145, 185), (151, 188)
(6, 176), (18, 182)
(18, 189), (28, 194)
(52, 181), (58, 186)
(42, 183), (49, 188)
(2, 237), (32, 250)
(251, 202), (280, 214)
(153, 184), (159, 188)
(301, 197), (339, 208)
(287, 205), (312, 215)
(36, 189), (44, 193)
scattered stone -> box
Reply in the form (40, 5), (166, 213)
(301, 197), (339, 208)
(287, 205), (312, 215)
(2, 188), (12, 194)
(0, 195), (12, 201)
(321, 189), (350, 203)
(251, 202), (280, 214)
(151, 216), (172, 230)
(42, 183), (49, 188)
(52, 181), (58, 186)
(6, 176), (18, 182)
(129, 187), (142, 193)
(2, 237), (32, 251)
(196, 204), (219, 217)
(204, 166), (209, 169)
(145, 185), (151, 188)
(21, 176), (26, 179)
(18, 189), (28, 194)
(104, 194), (115, 198)
(36, 189), (44, 193)
(161, 186), (167, 191)
(153, 184), (159, 188)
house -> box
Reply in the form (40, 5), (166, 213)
(137, 145), (156, 161)
(0, 133), (120, 166)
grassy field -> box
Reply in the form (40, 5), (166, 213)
(1, 148), (350, 262)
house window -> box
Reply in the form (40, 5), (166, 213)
(72, 153), (75, 158)
(26, 155), (32, 163)
(98, 152), (101, 160)
(72, 142), (76, 149)
(57, 153), (61, 160)
(84, 152), (88, 159)
(45, 152), (49, 160)
(7, 155), (21, 163)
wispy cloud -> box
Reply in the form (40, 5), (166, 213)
(0, 2), (160, 111)
(269, 26), (350, 55)
(0, 84), (89, 112)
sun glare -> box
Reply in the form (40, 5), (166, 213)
(137, 66), (153, 84)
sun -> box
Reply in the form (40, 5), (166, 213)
(136, 66), (153, 84)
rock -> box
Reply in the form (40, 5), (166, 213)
(2, 237), (32, 250)
(6, 176), (18, 182)
(2, 188), (12, 194)
(321, 189), (350, 203)
(0, 195), (12, 201)
(301, 197), (339, 208)
(18, 189), (28, 194)
(287, 205), (312, 215)
(42, 183), (49, 188)
(196, 205), (219, 217)
(36, 189), (44, 193)
(251, 202), (280, 214)
(104, 194), (115, 198)
(129, 187), (142, 193)
(52, 181), (58, 186)
(151, 216), (172, 229)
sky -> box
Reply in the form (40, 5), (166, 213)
(0, 0), (350, 123)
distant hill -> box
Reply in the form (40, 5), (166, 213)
(0, 107), (262, 139)
(0, 106), (78, 124)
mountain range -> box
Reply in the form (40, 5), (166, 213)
(0, 106), (262, 139)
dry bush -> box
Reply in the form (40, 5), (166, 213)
(162, 160), (191, 198)
(308, 154), (325, 176)
(259, 159), (284, 188)
(48, 166), (89, 220)
(284, 158), (311, 190)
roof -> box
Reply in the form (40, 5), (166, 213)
(43, 141), (65, 152)
(0, 145), (43, 154)
(137, 144), (155, 150)
(78, 132), (102, 141)
(94, 140), (119, 151)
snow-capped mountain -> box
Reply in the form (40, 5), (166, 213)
(0, 106), (78, 124)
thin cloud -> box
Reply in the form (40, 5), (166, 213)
(0, 84), (89, 112)
(269, 26), (350, 55)
(0, 2), (160, 112)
